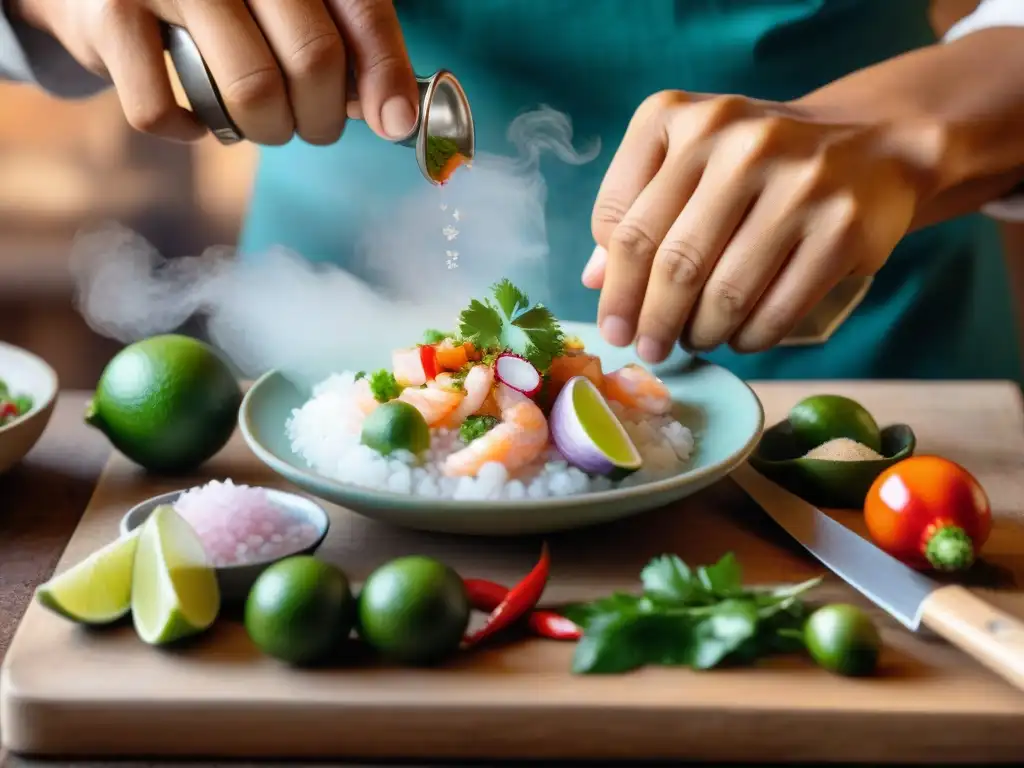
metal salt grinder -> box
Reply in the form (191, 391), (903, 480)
(163, 24), (475, 186)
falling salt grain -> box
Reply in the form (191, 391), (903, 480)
(803, 438), (884, 462)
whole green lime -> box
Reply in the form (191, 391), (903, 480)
(85, 335), (242, 472)
(245, 556), (355, 665)
(357, 556), (470, 666)
(788, 394), (882, 454)
(804, 603), (881, 677)
(360, 400), (430, 456)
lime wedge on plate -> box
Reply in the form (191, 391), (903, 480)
(551, 376), (643, 477)
(35, 529), (141, 625)
(131, 504), (220, 645)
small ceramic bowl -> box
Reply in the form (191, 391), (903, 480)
(120, 488), (330, 603)
(0, 342), (59, 476)
(749, 420), (916, 509)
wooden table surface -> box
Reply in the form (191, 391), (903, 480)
(1, 384), (1022, 767)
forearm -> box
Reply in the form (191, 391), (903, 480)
(793, 27), (1024, 227)
(0, 0), (109, 98)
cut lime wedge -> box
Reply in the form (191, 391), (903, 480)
(131, 504), (220, 645)
(36, 529), (141, 625)
(572, 377), (643, 469)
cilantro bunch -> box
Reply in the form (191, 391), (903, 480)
(562, 553), (821, 675)
(458, 280), (564, 371)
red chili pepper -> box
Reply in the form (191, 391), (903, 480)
(0, 401), (16, 421)
(419, 344), (439, 381)
(464, 543), (553, 647)
(464, 577), (581, 642)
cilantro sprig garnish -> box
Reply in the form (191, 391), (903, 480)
(561, 553), (822, 675)
(457, 280), (564, 371)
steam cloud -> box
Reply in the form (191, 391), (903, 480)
(70, 106), (600, 386)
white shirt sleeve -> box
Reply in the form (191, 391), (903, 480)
(944, 0), (1024, 223)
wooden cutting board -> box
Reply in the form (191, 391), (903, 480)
(3, 381), (1024, 763)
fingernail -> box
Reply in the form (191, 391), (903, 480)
(637, 336), (668, 363)
(600, 315), (633, 347)
(581, 246), (606, 286)
(381, 96), (417, 139)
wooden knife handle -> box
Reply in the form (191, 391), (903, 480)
(920, 584), (1024, 691)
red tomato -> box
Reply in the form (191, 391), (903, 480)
(864, 455), (991, 572)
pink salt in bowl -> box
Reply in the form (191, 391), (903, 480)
(120, 482), (330, 603)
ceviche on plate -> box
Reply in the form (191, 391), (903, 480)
(287, 280), (696, 502)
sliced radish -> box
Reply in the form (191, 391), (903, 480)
(494, 352), (542, 397)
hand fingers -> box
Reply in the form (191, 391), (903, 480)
(173, 0), (293, 145)
(581, 245), (606, 289)
(632, 157), (759, 362)
(730, 203), (861, 353)
(590, 95), (676, 248)
(328, 0), (418, 140)
(91, 4), (205, 141)
(597, 150), (704, 347)
(681, 167), (806, 350)
(247, 0), (347, 145)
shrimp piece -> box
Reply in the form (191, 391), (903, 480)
(443, 383), (549, 477)
(603, 364), (672, 415)
(392, 348), (427, 387)
(441, 364), (495, 428)
(427, 372), (457, 391)
(398, 387), (463, 427)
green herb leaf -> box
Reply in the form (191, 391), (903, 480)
(367, 369), (402, 403)
(640, 555), (701, 604)
(456, 280), (564, 371)
(354, 371), (366, 381)
(568, 553), (825, 676)
(457, 299), (503, 351)
(423, 329), (451, 345)
(459, 414), (499, 444)
(425, 136), (460, 179)
(571, 610), (651, 674)
(686, 600), (759, 669)
(12, 394), (33, 414)
(697, 552), (743, 597)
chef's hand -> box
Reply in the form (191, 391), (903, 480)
(585, 91), (929, 361)
(11, 0), (418, 145)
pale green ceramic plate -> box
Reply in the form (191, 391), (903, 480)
(238, 322), (763, 536)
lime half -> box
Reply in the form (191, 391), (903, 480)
(131, 504), (220, 645)
(36, 529), (141, 625)
(361, 400), (430, 456)
(550, 376), (642, 476)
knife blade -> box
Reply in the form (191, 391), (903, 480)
(731, 462), (1024, 690)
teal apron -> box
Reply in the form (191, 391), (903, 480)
(241, 0), (1022, 382)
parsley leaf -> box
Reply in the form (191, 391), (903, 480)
(459, 414), (499, 444)
(423, 329), (452, 345)
(457, 280), (564, 371)
(367, 369), (402, 403)
(565, 553), (825, 675)
(458, 299), (503, 350)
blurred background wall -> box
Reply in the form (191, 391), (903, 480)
(0, 0), (1021, 389)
